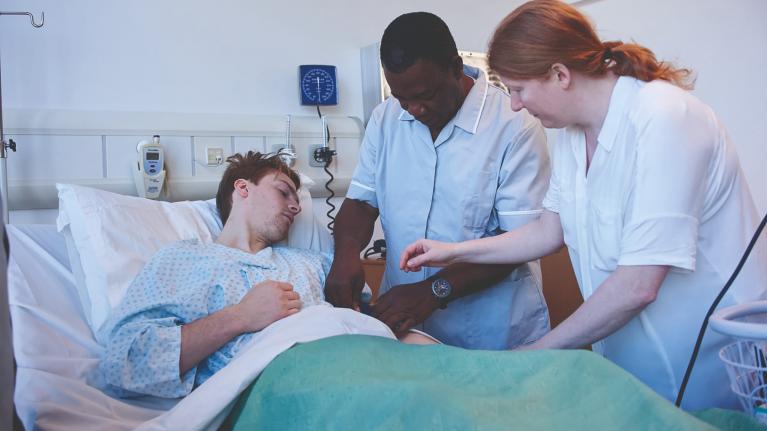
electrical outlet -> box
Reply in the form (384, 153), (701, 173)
(206, 147), (224, 166)
(309, 144), (326, 167)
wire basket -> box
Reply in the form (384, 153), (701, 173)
(719, 340), (767, 423)
(710, 301), (767, 423)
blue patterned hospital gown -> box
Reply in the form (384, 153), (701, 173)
(100, 239), (331, 398)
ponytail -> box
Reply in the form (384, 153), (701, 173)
(605, 41), (694, 90)
(489, 0), (695, 89)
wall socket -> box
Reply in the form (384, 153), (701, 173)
(309, 144), (329, 167)
(206, 147), (224, 166)
(271, 144), (331, 167)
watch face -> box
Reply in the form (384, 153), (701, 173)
(432, 279), (452, 298)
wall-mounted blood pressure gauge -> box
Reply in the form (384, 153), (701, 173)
(299, 65), (338, 105)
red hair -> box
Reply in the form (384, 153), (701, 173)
(488, 0), (694, 89)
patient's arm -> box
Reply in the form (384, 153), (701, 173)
(180, 280), (301, 375)
(399, 330), (440, 345)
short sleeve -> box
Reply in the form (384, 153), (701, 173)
(618, 92), (712, 270)
(346, 109), (381, 208)
(495, 119), (551, 231)
(541, 178), (560, 214)
(541, 130), (567, 215)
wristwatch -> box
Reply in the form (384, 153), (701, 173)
(431, 278), (452, 309)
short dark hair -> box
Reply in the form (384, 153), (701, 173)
(215, 151), (301, 225)
(380, 12), (458, 73)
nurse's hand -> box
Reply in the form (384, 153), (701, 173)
(370, 280), (439, 337)
(324, 254), (365, 310)
(400, 239), (459, 272)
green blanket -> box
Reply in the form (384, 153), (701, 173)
(225, 335), (764, 430)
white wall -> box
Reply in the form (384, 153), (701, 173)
(1, 0), (765, 224)
(580, 0), (767, 213)
(0, 0), (522, 117)
(0, 0), (528, 229)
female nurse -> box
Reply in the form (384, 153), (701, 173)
(399, 0), (767, 410)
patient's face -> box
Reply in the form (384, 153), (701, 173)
(246, 172), (301, 243)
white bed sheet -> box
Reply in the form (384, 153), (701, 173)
(8, 224), (395, 430)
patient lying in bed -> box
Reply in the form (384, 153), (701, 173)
(101, 152), (431, 398)
(101, 238), (332, 397)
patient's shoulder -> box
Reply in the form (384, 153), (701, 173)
(153, 238), (199, 254)
(273, 245), (325, 260)
(145, 239), (210, 265)
(274, 246), (331, 268)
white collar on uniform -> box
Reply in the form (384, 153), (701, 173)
(397, 67), (489, 135)
(596, 76), (640, 153)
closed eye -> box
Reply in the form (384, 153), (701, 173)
(416, 90), (436, 100)
(392, 90), (436, 102)
(275, 179), (299, 202)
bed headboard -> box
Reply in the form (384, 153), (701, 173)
(3, 109), (363, 210)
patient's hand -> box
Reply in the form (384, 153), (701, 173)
(179, 280), (301, 375)
(234, 280), (302, 332)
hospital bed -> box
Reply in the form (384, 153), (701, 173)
(8, 178), (406, 429)
(6, 184), (763, 430)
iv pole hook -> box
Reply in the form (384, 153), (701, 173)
(0, 11), (45, 28)
(0, 10), (45, 224)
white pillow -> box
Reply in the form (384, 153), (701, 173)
(56, 175), (332, 338)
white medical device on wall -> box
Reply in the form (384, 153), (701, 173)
(133, 135), (165, 199)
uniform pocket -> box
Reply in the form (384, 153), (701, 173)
(461, 170), (495, 231)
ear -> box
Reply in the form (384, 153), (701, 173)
(233, 179), (249, 198)
(550, 63), (572, 90)
(450, 55), (464, 80)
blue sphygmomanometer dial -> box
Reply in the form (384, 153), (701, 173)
(299, 65), (338, 105)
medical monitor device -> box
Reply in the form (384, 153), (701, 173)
(133, 135), (166, 199)
(299, 65), (338, 106)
